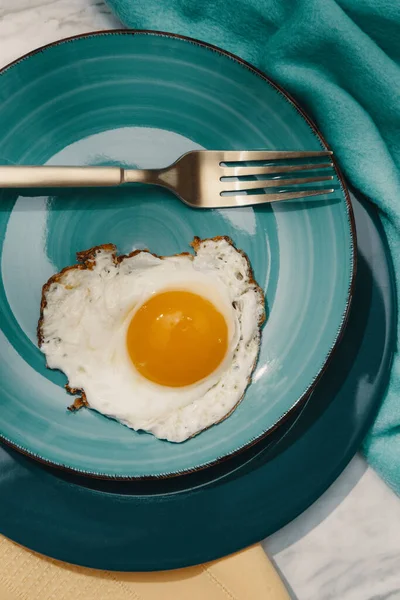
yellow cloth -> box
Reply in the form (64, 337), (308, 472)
(0, 536), (289, 600)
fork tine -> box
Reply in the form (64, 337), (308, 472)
(212, 188), (335, 208)
(219, 150), (333, 162)
(220, 162), (333, 177)
(221, 175), (334, 193)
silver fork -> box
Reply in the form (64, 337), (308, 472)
(0, 150), (335, 208)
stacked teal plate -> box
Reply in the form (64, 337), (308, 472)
(0, 31), (393, 572)
(0, 31), (354, 478)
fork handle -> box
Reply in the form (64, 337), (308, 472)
(0, 165), (164, 188)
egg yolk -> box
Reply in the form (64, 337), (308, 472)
(126, 290), (228, 387)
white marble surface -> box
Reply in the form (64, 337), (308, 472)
(1, 1), (399, 598)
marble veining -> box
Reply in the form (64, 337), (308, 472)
(0, 1), (399, 598)
(266, 457), (400, 599)
(0, 0), (120, 66)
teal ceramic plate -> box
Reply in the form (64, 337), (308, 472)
(0, 189), (394, 570)
(0, 31), (355, 478)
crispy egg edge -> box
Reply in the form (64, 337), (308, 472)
(37, 236), (266, 430)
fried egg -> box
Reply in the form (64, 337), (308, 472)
(38, 236), (265, 442)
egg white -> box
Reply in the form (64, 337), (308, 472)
(39, 238), (265, 442)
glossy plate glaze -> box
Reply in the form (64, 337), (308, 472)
(0, 31), (354, 478)
(0, 189), (394, 570)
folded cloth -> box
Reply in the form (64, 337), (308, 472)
(106, 0), (400, 495)
(0, 536), (289, 599)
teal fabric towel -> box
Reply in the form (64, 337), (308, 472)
(106, 0), (400, 494)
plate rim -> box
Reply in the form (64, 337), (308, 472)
(0, 29), (357, 479)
